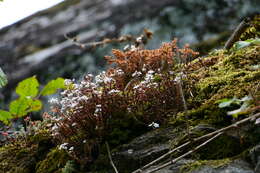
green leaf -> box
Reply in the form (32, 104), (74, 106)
(217, 97), (242, 108)
(227, 102), (250, 118)
(217, 98), (234, 108)
(16, 76), (39, 97)
(41, 77), (65, 96)
(233, 41), (251, 50)
(9, 97), (32, 117)
(0, 110), (12, 124)
(233, 38), (260, 50)
(0, 67), (7, 88)
(28, 99), (42, 112)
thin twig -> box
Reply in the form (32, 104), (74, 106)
(64, 34), (133, 49)
(132, 112), (260, 173)
(106, 141), (119, 173)
(64, 28), (153, 50)
(224, 18), (250, 49)
(145, 132), (223, 173)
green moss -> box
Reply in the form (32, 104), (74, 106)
(36, 148), (70, 173)
(180, 158), (232, 173)
(0, 130), (57, 173)
(177, 44), (260, 126)
(0, 145), (37, 173)
(240, 14), (260, 41)
(198, 135), (243, 159)
(169, 44), (259, 162)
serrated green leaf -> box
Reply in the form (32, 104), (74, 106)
(0, 110), (12, 124)
(41, 77), (65, 96)
(28, 99), (42, 112)
(16, 76), (39, 97)
(0, 67), (7, 88)
(9, 97), (32, 117)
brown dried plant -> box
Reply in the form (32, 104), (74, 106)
(47, 38), (198, 166)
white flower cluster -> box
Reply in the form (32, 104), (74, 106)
(108, 89), (121, 95)
(48, 98), (59, 105)
(148, 122), (160, 128)
(124, 44), (137, 51)
(58, 142), (69, 150)
(94, 104), (102, 117)
(133, 70), (159, 91)
(115, 68), (124, 76)
(58, 143), (74, 152)
(95, 71), (115, 85)
(132, 71), (142, 77)
(59, 76), (97, 114)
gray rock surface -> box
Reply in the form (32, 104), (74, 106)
(0, 0), (259, 93)
(189, 160), (255, 173)
(249, 144), (260, 173)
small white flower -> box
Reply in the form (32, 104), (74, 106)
(133, 84), (139, 90)
(108, 89), (120, 94)
(83, 140), (87, 143)
(130, 45), (137, 51)
(59, 143), (69, 150)
(72, 123), (77, 127)
(51, 124), (58, 131)
(116, 69), (124, 75)
(64, 79), (73, 86)
(169, 71), (174, 75)
(127, 107), (132, 113)
(148, 122), (160, 128)
(79, 95), (89, 102)
(103, 76), (114, 84)
(69, 146), (74, 151)
(142, 64), (147, 72)
(95, 104), (102, 114)
(128, 149), (134, 154)
(147, 70), (155, 74)
(255, 118), (260, 125)
(132, 71), (142, 77)
(136, 37), (142, 42)
(48, 98), (59, 105)
(124, 44), (130, 51)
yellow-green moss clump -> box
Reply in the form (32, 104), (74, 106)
(36, 149), (70, 173)
(177, 44), (259, 126)
(0, 131), (71, 173)
(240, 14), (260, 41)
(180, 158), (232, 173)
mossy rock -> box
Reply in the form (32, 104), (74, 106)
(0, 131), (56, 173)
(169, 43), (259, 163)
(35, 148), (70, 173)
(176, 44), (260, 126)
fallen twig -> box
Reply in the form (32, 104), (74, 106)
(106, 141), (119, 173)
(64, 28), (153, 50)
(224, 17), (250, 49)
(132, 112), (260, 173)
(145, 132), (223, 173)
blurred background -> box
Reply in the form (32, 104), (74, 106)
(0, 0), (259, 106)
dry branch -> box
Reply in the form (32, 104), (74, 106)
(224, 18), (250, 49)
(132, 112), (260, 173)
(145, 132), (223, 173)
